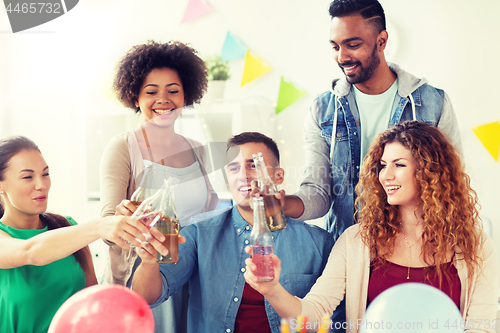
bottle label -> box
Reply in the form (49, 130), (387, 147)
(252, 245), (273, 255)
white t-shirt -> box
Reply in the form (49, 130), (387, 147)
(353, 79), (399, 164)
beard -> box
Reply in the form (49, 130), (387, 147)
(340, 44), (380, 85)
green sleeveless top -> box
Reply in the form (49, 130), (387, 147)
(0, 217), (86, 333)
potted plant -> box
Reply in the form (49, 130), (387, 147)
(204, 55), (230, 103)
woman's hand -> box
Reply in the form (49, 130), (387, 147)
(96, 215), (149, 249)
(135, 228), (186, 265)
(243, 246), (282, 296)
(115, 199), (137, 216)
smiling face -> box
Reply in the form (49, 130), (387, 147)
(0, 150), (51, 222)
(135, 67), (185, 123)
(378, 142), (419, 210)
(226, 142), (283, 219)
(330, 14), (384, 86)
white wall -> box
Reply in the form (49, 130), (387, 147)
(1, 0), (499, 275)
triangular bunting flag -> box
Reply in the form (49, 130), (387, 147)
(181, 0), (214, 23)
(240, 51), (271, 87)
(221, 32), (248, 61)
(275, 77), (307, 114)
(473, 122), (500, 161)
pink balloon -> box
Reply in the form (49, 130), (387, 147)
(48, 284), (154, 333)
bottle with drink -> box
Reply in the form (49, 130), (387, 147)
(250, 196), (274, 282)
(155, 178), (180, 264)
(132, 178), (180, 264)
(130, 164), (158, 208)
(252, 152), (287, 231)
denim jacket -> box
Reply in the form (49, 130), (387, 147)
(296, 63), (461, 240)
(151, 206), (335, 333)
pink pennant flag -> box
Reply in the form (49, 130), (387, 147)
(181, 0), (214, 23)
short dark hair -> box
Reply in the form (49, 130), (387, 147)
(329, 0), (386, 33)
(113, 40), (208, 113)
(227, 132), (280, 166)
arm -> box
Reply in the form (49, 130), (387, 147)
(464, 233), (499, 332)
(437, 92), (462, 153)
(100, 133), (133, 218)
(245, 228), (350, 325)
(282, 194), (305, 219)
(252, 184), (304, 220)
(243, 248), (303, 318)
(292, 97), (333, 221)
(132, 228), (166, 304)
(0, 216), (149, 269)
(132, 228), (186, 304)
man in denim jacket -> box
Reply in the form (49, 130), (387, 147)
(131, 132), (337, 333)
(283, 0), (461, 241)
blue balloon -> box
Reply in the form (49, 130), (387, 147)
(360, 283), (463, 333)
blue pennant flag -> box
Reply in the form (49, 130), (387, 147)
(221, 31), (248, 61)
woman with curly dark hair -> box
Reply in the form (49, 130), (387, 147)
(244, 121), (498, 332)
(100, 40), (218, 333)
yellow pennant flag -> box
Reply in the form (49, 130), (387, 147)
(240, 50), (271, 87)
(472, 122), (500, 161)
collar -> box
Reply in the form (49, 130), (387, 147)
(230, 205), (285, 240)
(231, 205), (252, 236)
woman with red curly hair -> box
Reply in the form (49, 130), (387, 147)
(244, 121), (498, 332)
(100, 40), (219, 333)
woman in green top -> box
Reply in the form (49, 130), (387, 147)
(0, 136), (151, 333)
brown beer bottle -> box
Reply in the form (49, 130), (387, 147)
(252, 152), (286, 231)
(155, 178), (180, 264)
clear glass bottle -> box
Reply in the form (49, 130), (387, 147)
(132, 178), (179, 264)
(252, 152), (287, 231)
(250, 197), (274, 282)
(130, 165), (158, 208)
(155, 178), (179, 264)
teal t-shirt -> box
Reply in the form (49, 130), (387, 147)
(0, 217), (86, 333)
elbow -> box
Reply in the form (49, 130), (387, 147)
(25, 252), (44, 266)
(24, 243), (48, 266)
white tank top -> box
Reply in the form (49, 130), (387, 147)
(143, 160), (208, 227)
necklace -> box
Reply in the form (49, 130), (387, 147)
(401, 223), (420, 280)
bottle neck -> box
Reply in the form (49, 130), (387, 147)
(254, 158), (277, 194)
(252, 199), (269, 234)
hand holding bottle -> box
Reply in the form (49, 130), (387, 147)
(115, 199), (138, 216)
(252, 152), (287, 231)
(95, 215), (149, 249)
(135, 228), (186, 265)
(243, 245), (282, 295)
(250, 181), (286, 210)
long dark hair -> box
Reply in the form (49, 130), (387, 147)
(0, 136), (89, 272)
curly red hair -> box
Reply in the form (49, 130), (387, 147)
(356, 121), (482, 282)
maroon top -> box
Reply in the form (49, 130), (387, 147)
(234, 282), (272, 333)
(368, 258), (461, 309)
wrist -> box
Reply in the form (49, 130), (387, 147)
(264, 282), (282, 299)
(85, 219), (102, 240)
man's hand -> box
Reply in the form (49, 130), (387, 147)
(243, 246), (282, 296)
